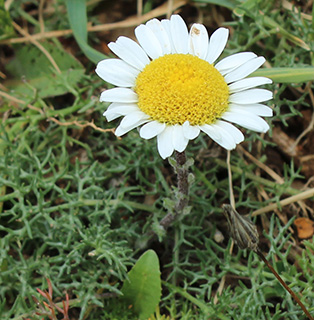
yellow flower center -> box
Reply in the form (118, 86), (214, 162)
(135, 54), (229, 126)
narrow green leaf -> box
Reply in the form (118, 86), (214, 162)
(192, 0), (237, 10)
(252, 67), (314, 83)
(121, 250), (161, 320)
(65, 0), (107, 64)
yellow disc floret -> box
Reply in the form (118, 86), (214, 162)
(135, 54), (229, 126)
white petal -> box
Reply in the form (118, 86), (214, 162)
(229, 89), (272, 104)
(157, 126), (175, 159)
(170, 15), (189, 54)
(161, 19), (175, 53)
(206, 28), (229, 64)
(215, 120), (244, 144)
(103, 104), (139, 121)
(212, 122), (238, 149)
(104, 108), (138, 121)
(228, 77), (272, 93)
(115, 114), (150, 137)
(224, 57), (266, 83)
(104, 112), (122, 122)
(172, 125), (189, 152)
(198, 123), (221, 141)
(100, 88), (138, 103)
(229, 103), (273, 117)
(188, 23), (209, 59)
(199, 123), (236, 150)
(140, 121), (166, 139)
(96, 59), (139, 87)
(215, 52), (257, 75)
(119, 111), (150, 128)
(105, 102), (139, 112)
(221, 111), (270, 132)
(146, 19), (172, 55)
(135, 24), (163, 59)
(108, 36), (150, 70)
(182, 121), (200, 139)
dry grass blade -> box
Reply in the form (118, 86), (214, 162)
(252, 188), (314, 217)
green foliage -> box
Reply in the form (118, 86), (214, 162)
(1, 0), (314, 319)
(122, 250), (162, 319)
(6, 41), (85, 98)
(253, 67), (314, 83)
(0, 0), (14, 40)
(65, 0), (107, 63)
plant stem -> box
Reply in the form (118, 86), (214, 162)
(160, 151), (189, 230)
(222, 205), (313, 319)
(256, 248), (314, 320)
(174, 151), (189, 215)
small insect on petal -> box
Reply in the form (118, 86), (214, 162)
(222, 204), (259, 252)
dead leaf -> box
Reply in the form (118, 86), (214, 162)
(294, 217), (314, 239)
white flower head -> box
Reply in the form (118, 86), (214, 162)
(96, 15), (273, 159)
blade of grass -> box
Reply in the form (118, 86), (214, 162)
(192, 0), (237, 10)
(65, 0), (107, 63)
(252, 67), (314, 83)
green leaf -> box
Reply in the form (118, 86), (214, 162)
(252, 67), (314, 83)
(0, 0), (15, 40)
(233, 0), (257, 16)
(121, 250), (161, 320)
(65, 0), (107, 64)
(192, 0), (237, 10)
(5, 41), (85, 98)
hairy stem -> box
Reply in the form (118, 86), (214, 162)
(160, 151), (189, 230)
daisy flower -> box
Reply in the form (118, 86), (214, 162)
(96, 15), (273, 159)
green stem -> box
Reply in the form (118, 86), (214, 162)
(163, 281), (229, 320)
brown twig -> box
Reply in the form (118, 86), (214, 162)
(222, 205), (314, 320)
(238, 145), (284, 184)
(0, 90), (44, 115)
(137, 0), (143, 16)
(256, 248), (314, 320)
(39, 0), (46, 34)
(48, 117), (116, 135)
(227, 150), (235, 208)
(251, 188), (314, 217)
(167, 0), (175, 18)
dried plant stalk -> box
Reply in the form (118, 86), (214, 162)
(222, 204), (259, 252)
(222, 204), (314, 320)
